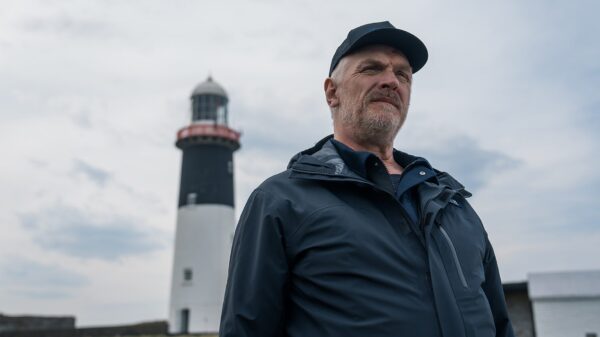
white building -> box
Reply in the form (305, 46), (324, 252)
(528, 270), (600, 337)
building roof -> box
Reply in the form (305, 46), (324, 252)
(503, 281), (528, 294)
(191, 76), (228, 98)
(528, 270), (600, 300)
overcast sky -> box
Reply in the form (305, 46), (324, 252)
(1, 0), (598, 328)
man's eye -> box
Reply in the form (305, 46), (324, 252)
(361, 66), (380, 73)
(396, 72), (410, 82)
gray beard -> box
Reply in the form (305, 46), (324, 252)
(338, 101), (406, 147)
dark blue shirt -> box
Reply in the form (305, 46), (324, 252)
(331, 139), (436, 225)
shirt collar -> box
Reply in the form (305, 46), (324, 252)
(330, 138), (436, 181)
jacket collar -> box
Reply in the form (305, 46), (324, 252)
(288, 135), (471, 198)
(288, 135), (363, 181)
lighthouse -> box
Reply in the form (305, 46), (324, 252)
(168, 76), (240, 334)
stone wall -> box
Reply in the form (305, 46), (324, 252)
(0, 314), (75, 332)
(0, 319), (166, 337)
(504, 282), (536, 337)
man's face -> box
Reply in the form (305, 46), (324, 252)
(326, 44), (413, 146)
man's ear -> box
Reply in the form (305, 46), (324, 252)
(324, 78), (340, 108)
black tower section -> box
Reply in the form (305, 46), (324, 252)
(175, 76), (240, 208)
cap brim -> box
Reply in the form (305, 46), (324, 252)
(343, 28), (428, 74)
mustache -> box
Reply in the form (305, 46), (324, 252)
(366, 90), (401, 108)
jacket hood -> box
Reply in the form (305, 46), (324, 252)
(287, 135), (335, 168)
(288, 135), (472, 198)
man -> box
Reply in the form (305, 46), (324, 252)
(220, 21), (514, 337)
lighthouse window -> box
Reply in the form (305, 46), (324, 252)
(184, 268), (193, 281)
(217, 105), (226, 125)
(187, 193), (197, 205)
(199, 97), (207, 120)
(200, 96), (207, 120)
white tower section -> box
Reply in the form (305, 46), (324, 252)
(168, 77), (240, 334)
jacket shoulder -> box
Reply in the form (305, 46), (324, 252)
(256, 169), (293, 193)
(435, 170), (473, 197)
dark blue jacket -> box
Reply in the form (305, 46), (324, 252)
(220, 137), (515, 337)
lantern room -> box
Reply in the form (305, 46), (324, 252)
(190, 76), (229, 125)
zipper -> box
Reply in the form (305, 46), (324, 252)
(438, 225), (468, 288)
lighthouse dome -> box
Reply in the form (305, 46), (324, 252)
(191, 76), (228, 98)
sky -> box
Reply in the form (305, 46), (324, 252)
(1, 0), (599, 328)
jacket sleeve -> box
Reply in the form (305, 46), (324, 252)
(481, 235), (516, 337)
(219, 188), (289, 337)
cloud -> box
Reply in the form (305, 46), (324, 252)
(72, 160), (112, 187)
(70, 108), (94, 129)
(28, 158), (48, 169)
(21, 13), (111, 39)
(20, 205), (165, 261)
(0, 256), (88, 299)
(0, 256), (88, 287)
(412, 135), (521, 192)
(0, 0), (598, 326)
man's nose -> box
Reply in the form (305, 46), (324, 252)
(379, 69), (400, 90)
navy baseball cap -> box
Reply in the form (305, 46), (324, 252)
(329, 21), (428, 76)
